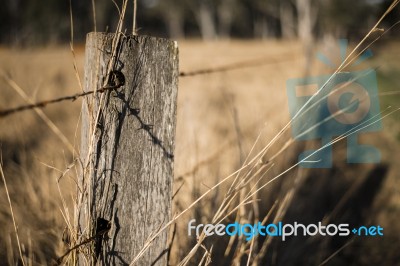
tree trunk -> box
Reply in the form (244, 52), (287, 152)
(197, 0), (217, 40)
(296, 0), (318, 74)
(280, 0), (296, 39)
(218, 0), (234, 38)
(166, 8), (185, 39)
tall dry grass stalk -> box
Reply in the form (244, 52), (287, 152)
(0, 163), (26, 266)
(66, 0), (132, 263)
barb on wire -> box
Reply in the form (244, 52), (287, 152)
(0, 56), (293, 119)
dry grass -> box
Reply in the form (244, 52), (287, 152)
(0, 37), (400, 265)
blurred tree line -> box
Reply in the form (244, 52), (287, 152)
(0, 0), (398, 45)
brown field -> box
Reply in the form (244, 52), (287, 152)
(0, 39), (400, 265)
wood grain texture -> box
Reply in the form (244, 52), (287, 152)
(80, 32), (178, 265)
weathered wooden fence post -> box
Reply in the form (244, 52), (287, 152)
(79, 32), (178, 265)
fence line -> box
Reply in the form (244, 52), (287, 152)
(0, 82), (123, 118)
(179, 55), (293, 77)
(0, 55), (294, 118)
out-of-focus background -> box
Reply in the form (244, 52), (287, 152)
(0, 0), (399, 43)
(0, 0), (400, 265)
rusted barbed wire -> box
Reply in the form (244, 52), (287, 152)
(0, 55), (294, 118)
(0, 83), (123, 118)
(179, 55), (292, 77)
